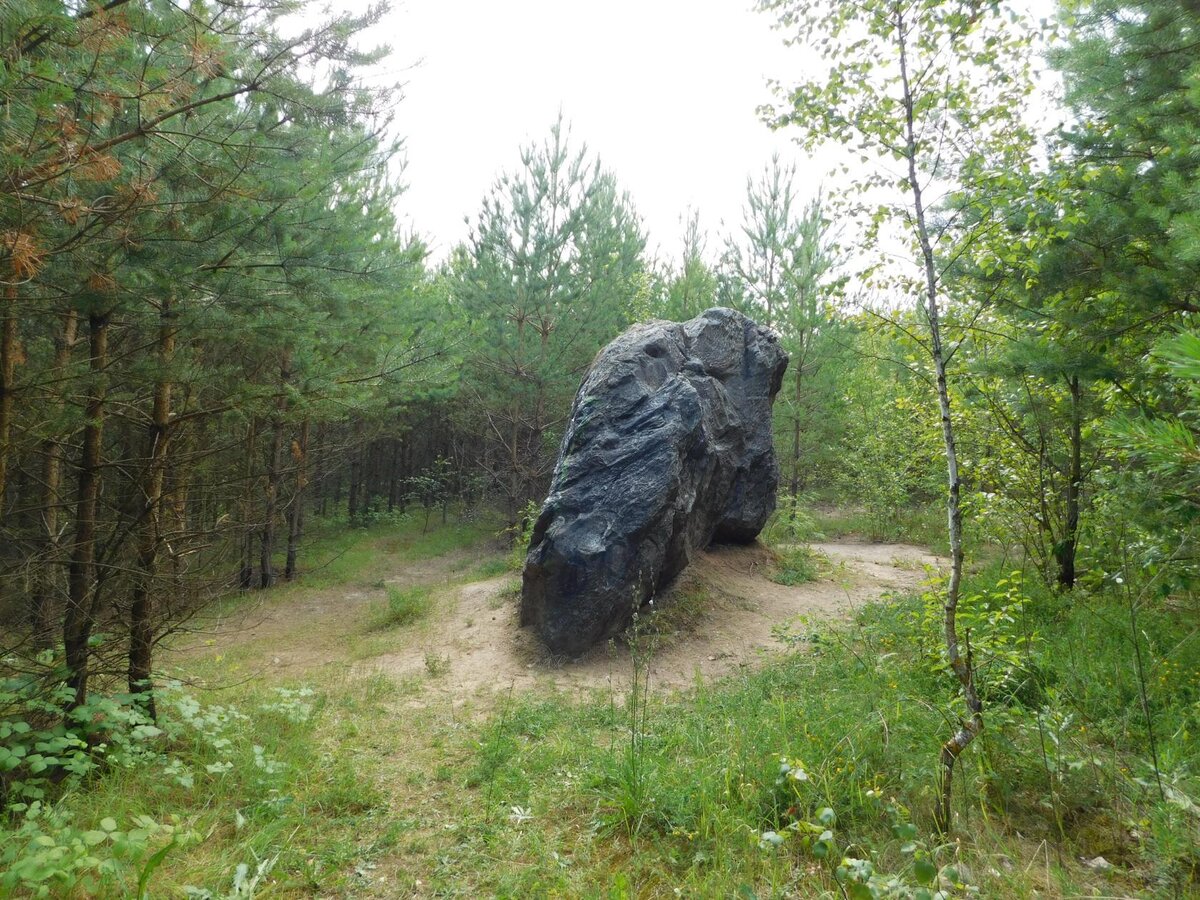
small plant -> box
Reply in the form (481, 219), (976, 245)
(763, 498), (824, 545)
(1, 650), (166, 809)
(772, 545), (821, 586)
(0, 801), (186, 897)
(602, 607), (659, 844)
(913, 572), (1036, 704)
(424, 652), (450, 678)
(765, 761), (969, 898)
(405, 457), (455, 533)
(504, 499), (542, 571)
(368, 585), (434, 630)
(471, 557), (510, 580)
(184, 854), (277, 899)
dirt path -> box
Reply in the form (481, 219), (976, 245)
(356, 539), (940, 705)
(179, 536), (939, 701)
(174, 541), (487, 673)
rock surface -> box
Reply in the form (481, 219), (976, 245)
(520, 307), (788, 655)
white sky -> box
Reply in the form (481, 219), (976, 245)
(364, 0), (809, 263)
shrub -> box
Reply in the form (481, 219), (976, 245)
(772, 546), (821, 585)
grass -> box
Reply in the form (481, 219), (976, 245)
(367, 584), (434, 630)
(770, 545), (822, 585)
(808, 502), (949, 551)
(622, 579), (716, 647)
(400, 568), (1197, 897)
(470, 556), (512, 580)
(375, 517), (500, 562)
(4, 514), (1199, 898)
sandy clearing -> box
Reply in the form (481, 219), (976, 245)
(354, 539), (941, 704)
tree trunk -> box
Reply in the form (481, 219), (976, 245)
(1056, 375), (1082, 590)
(400, 438), (411, 513)
(29, 309), (78, 644)
(348, 424), (362, 525)
(789, 361), (802, 516)
(260, 351), (290, 588)
(387, 438), (400, 512)
(239, 419), (258, 589)
(162, 387), (194, 592)
(128, 299), (175, 719)
(315, 423), (328, 518)
(285, 417), (309, 581)
(895, 7), (981, 833)
(64, 312), (109, 709)
(0, 282), (18, 519)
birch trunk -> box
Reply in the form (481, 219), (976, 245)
(895, 4), (982, 832)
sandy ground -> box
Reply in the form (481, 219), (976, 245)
(174, 543), (486, 672)
(178, 537), (940, 703)
(354, 539), (941, 704)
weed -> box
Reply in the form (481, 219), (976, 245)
(368, 585), (433, 630)
(471, 557), (510, 580)
(423, 652), (450, 678)
(771, 545), (822, 585)
(503, 500), (542, 571)
(490, 583), (520, 610)
(623, 627), (655, 842)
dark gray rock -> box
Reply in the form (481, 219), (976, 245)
(520, 307), (788, 655)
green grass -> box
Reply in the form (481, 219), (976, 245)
(5, 517), (1198, 898)
(469, 556), (512, 580)
(809, 503), (949, 550)
(375, 517), (500, 562)
(770, 545), (821, 585)
(404, 573), (1196, 896)
(368, 584), (434, 630)
(277, 511), (501, 589)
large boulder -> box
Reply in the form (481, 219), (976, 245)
(520, 307), (788, 655)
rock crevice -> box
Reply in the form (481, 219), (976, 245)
(521, 308), (788, 655)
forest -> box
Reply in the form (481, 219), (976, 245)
(1, 0), (1198, 896)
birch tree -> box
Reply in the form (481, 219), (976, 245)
(759, 0), (1035, 830)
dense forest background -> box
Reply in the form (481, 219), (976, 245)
(3, 0), (1200, 896)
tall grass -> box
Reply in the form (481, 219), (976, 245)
(368, 585), (434, 630)
(5, 514), (1197, 897)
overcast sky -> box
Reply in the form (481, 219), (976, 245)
(369, 0), (808, 262)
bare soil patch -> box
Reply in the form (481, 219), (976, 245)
(177, 535), (939, 702)
(356, 539), (940, 704)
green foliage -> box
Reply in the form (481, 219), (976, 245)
(0, 653), (165, 808)
(1113, 331), (1200, 514)
(758, 774), (966, 899)
(7, 0), (1200, 894)
(762, 499), (824, 545)
(913, 573), (1040, 706)
(0, 652), (318, 896)
(505, 499), (543, 571)
(719, 156), (833, 330)
(405, 457), (456, 533)
(1, 801), (185, 899)
(421, 563), (1192, 893)
(452, 116), (646, 515)
(771, 546), (821, 586)
(657, 209), (720, 322)
(369, 585), (434, 630)
(832, 327), (944, 540)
